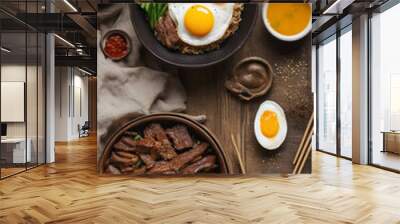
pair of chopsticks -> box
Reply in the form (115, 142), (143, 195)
(231, 112), (314, 175)
(292, 113), (314, 174)
(231, 133), (246, 174)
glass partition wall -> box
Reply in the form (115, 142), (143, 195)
(316, 26), (352, 159)
(370, 2), (400, 172)
(317, 35), (337, 155)
(0, 1), (46, 179)
(339, 28), (352, 159)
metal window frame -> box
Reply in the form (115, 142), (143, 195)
(0, 0), (47, 180)
(315, 24), (353, 162)
(367, 0), (400, 173)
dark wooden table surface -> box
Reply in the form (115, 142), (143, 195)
(143, 11), (313, 174)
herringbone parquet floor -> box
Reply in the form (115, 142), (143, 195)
(1, 135), (400, 224)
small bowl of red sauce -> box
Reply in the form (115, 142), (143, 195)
(101, 30), (131, 61)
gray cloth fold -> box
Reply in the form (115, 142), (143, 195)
(97, 4), (187, 151)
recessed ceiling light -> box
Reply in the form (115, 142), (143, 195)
(323, 0), (355, 15)
(1, 47), (11, 53)
(54, 34), (75, 48)
(78, 67), (93, 76)
(63, 0), (78, 12)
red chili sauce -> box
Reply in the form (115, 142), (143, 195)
(104, 33), (128, 59)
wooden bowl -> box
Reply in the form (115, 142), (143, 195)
(225, 57), (273, 101)
(99, 113), (232, 175)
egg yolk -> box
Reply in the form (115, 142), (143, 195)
(184, 5), (214, 37)
(260, 110), (280, 138)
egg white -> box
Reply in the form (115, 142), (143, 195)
(168, 3), (235, 46)
(254, 101), (287, 150)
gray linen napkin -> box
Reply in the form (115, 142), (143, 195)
(97, 4), (187, 152)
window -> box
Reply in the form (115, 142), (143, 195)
(317, 36), (337, 154)
(316, 25), (353, 159)
(370, 2), (400, 171)
(0, 1), (47, 179)
(339, 28), (352, 158)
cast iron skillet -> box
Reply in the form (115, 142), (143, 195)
(130, 4), (258, 68)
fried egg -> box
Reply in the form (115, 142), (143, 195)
(168, 3), (235, 46)
(254, 101), (287, 150)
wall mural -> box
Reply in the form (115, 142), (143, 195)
(97, 2), (313, 176)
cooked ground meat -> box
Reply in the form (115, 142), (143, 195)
(154, 3), (244, 54)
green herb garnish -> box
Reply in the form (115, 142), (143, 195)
(139, 3), (168, 29)
(133, 134), (143, 141)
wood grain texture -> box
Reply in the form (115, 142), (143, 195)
(142, 9), (313, 174)
(1, 135), (400, 223)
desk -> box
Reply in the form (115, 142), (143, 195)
(1, 138), (31, 164)
(382, 131), (400, 154)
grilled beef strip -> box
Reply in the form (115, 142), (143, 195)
(182, 155), (217, 175)
(120, 137), (152, 154)
(147, 143), (210, 174)
(147, 161), (172, 175)
(138, 154), (156, 169)
(115, 151), (139, 161)
(106, 164), (121, 175)
(121, 137), (165, 158)
(120, 137), (137, 147)
(121, 166), (134, 173)
(114, 141), (136, 152)
(166, 125), (194, 150)
(111, 152), (136, 165)
(137, 138), (162, 154)
(170, 142), (209, 171)
(144, 123), (172, 146)
(191, 156), (203, 163)
(123, 131), (139, 137)
(144, 123), (177, 160)
(154, 14), (180, 49)
(133, 166), (146, 175)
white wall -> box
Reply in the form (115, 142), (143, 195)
(55, 66), (70, 141)
(1, 65), (38, 138)
(54, 67), (89, 141)
(1, 64), (46, 164)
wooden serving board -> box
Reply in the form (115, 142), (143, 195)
(142, 14), (313, 174)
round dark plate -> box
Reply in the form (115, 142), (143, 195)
(131, 4), (258, 68)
